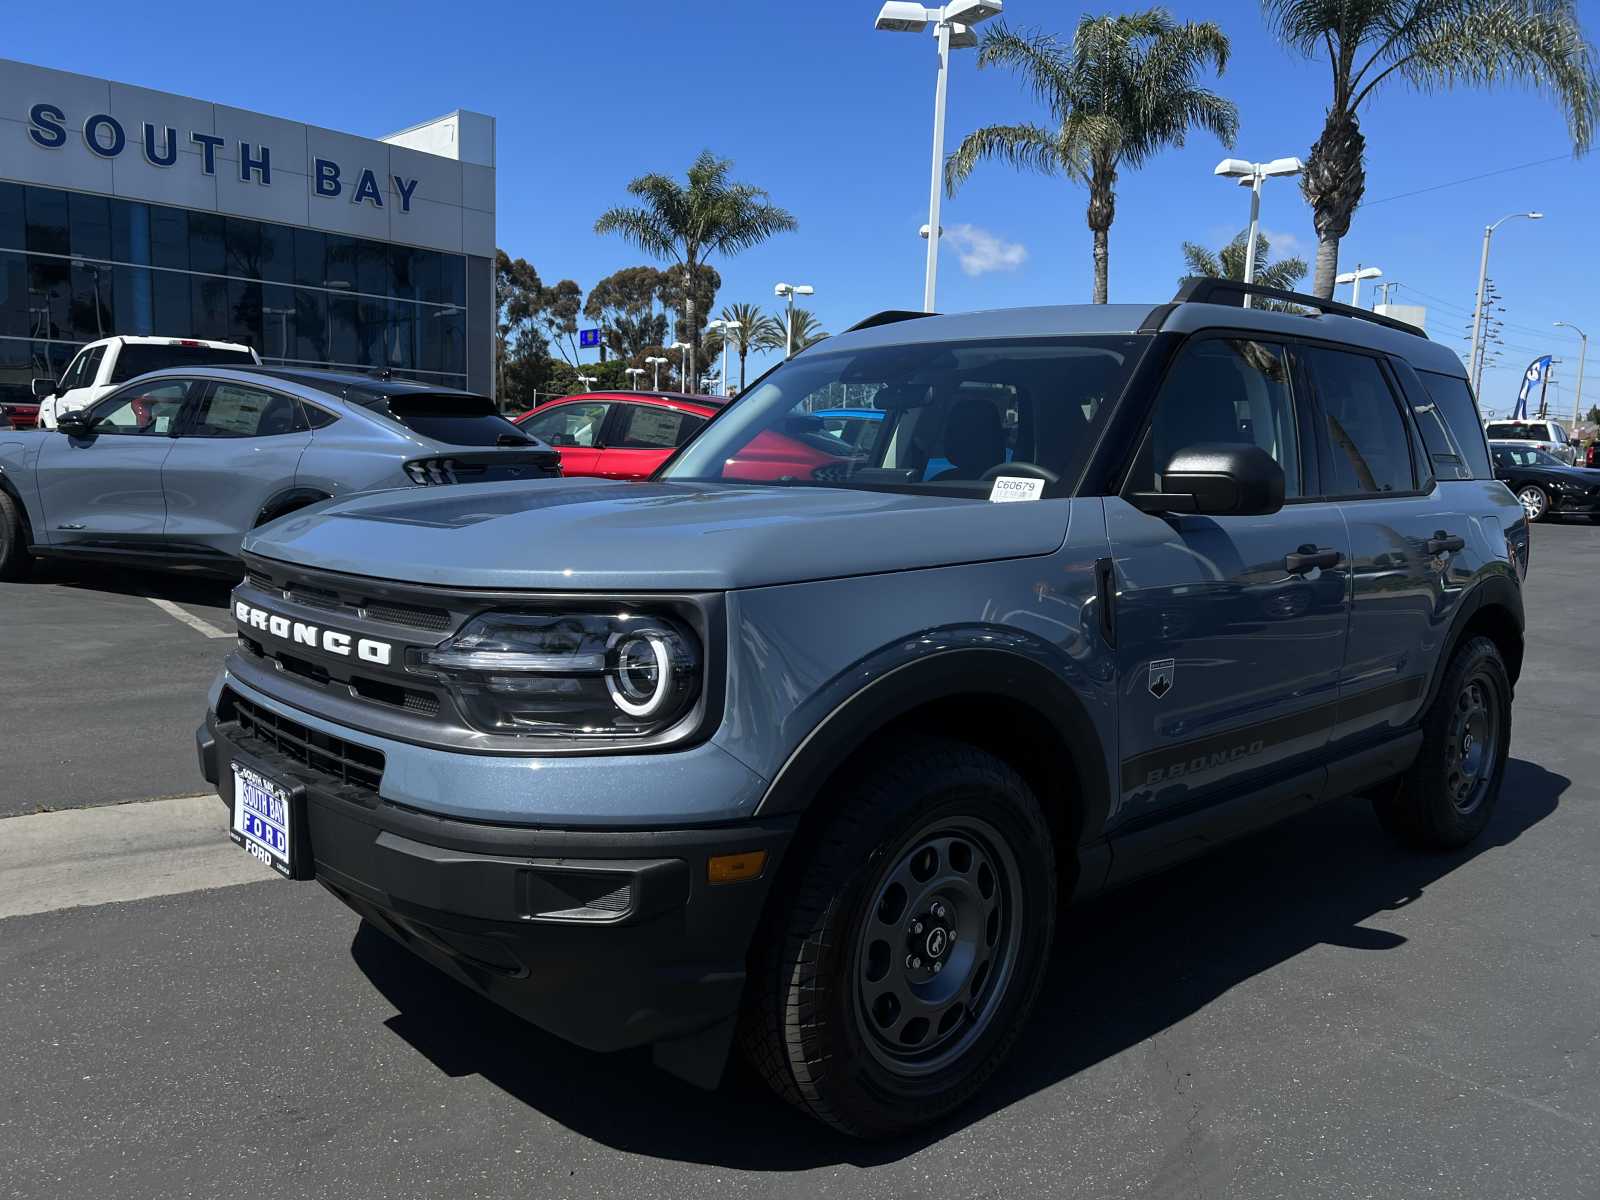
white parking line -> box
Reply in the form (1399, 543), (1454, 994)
(146, 596), (233, 639)
(0, 795), (274, 920)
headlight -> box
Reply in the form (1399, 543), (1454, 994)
(410, 611), (701, 738)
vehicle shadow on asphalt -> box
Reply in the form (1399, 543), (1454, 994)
(23, 559), (238, 608)
(351, 756), (1566, 1168)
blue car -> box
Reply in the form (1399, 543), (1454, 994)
(0, 367), (559, 579)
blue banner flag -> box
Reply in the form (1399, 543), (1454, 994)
(1514, 355), (1553, 419)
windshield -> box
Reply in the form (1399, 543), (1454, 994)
(109, 344), (255, 383)
(1486, 422), (1554, 441)
(662, 335), (1148, 497)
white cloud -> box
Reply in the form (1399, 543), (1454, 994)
(944, 224), (1028, 276)
(1261, 228), (1305, 257)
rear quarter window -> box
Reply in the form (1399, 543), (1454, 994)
(1418, 371), (1492, 480)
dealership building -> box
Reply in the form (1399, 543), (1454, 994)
(0, 59), (496, 406)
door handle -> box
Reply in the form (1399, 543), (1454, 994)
(1426, 531), (1466, 555)
(1284, 545), (1342, 574)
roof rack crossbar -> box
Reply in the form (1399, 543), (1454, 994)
(1172, 277), (1427, 339)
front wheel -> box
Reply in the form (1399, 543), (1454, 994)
(741, 740), (1056, 1138)
(1373, 636), (1510, 850)
(0, 490), (34, 581)
(1516, 485), (1550, 522)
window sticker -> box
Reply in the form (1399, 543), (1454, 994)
(989, 475), (1044, 503)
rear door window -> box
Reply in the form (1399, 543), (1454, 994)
(1416, 371), (1491, 479)
(1305, 348), (1415, 496)
(108, 343), (257, 383)
(613, 404), (705, 449)
(186, 383), (302, 438)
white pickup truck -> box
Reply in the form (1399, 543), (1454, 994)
(32, 335), (259, 429)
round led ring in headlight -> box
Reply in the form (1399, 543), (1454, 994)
(606, 631), (674, 718)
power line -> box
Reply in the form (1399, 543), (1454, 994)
(1356, 153), (1573, 209)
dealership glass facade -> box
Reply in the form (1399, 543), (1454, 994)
(0, 180), (471, 404)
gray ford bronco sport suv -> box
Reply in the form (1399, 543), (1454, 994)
(199, 280), (1528, 1137)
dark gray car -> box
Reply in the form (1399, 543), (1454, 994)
(0, 367), (559, 578)
(196, 280), (1528, 1137)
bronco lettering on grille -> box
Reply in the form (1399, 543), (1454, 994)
(235, 601), (393, 666)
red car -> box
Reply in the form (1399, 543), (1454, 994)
(0, 401), (40, 430)
(515, 391), (853, 482)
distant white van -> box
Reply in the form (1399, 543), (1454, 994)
(32, 335), (260, 429)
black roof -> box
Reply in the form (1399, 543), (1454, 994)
(245, 366), (479, 404)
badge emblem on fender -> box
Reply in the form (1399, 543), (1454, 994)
(1148, 658), (1175, 699)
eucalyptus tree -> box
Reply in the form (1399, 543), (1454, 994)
(947, 9), (1238, 303)
(1263, 0), (1600, 296)
(595, 151), (797, 384)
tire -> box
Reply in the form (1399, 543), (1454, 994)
(1373, 636), (1511, 850)
(740, 739), (1056, 1138)
(0, 489), (34, 581)
(1516, 484), (1550, 523)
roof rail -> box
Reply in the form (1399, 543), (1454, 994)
(1173, 277), (1427, 339)
(845, 309), (936, 333)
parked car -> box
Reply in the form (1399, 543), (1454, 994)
(516, 390), (857, 481)
(0, 400), (39, 430)
(1489, 441), (1600, 522)
(1585, 440), (1599, 468)
(0, 367), (559, 579)
(1483, 418), (1576, 465)
(32, 335), (260, 429)
(199, 279), (1525, 1138)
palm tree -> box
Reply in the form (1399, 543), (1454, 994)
(946, 10), (1238, 304)
(1180, 230), (1308, 291)
(717, 302), (779, 393)
(1263, 0), (1600, 298)
(756, 308), (827, 357)
(595, 151), (797, 386)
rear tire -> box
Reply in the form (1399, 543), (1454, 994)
(0, 490), (34, 581)
(1373, 636), (1510, 850)
(740, 739), (1056, 1138)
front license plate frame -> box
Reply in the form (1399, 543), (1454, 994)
(229, 759), (311, 880)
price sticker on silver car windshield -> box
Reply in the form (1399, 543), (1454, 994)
(989, 476), (1044, 503)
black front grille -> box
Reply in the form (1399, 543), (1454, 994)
(244, 565), (452, 634)
(222, 689), (384, 799)
(364, 600), (453, 633)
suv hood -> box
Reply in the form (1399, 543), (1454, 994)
(243, 478), (1070, 590)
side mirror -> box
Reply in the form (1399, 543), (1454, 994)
(56, 410), (95, 437)
(1130, 443), (1285, 517)
(31, 378), (56, 400)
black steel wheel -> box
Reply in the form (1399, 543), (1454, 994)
(1374, 637), (1511, 850)
(741, 739), (1055, 1138)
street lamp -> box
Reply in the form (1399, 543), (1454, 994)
(1469, 211), (1542, 396)
(577, 374), (597, 392)
(874, 0), (1004, 312)
(774, 282), (815, 358)
(707, 319), (735, 398)
(670, 341), (691, 391)
(1335, 265), (1382, 309)
(625, 366), (645, 390)
(645, 355), (668, 390)
(1555, 321), (1589, 426)
(1213, 157), (1302, 307)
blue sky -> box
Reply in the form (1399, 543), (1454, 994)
(11, 0), (1600, 414)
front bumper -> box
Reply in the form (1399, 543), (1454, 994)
(198, 710), (794, 1084)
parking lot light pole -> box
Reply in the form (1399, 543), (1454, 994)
(1555, 321), (1588, 426)
(625, 366), (645, 390)
(1335, 264), (1382, 309)
(645, 356), (667, 390)
(707, 319), (734, 397)
(670, 342), (691, 391)
(577, 374), (597, 392)
(874, 1), (1003, 311)
(1213, 157), (1302, 307)
(1470, 212), (1542, 396)
(773, 283), (814, 358)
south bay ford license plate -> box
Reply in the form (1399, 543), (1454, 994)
(231, 762), (295, 878)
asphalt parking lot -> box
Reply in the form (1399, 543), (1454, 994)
(2, 525), (1597, 1199)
